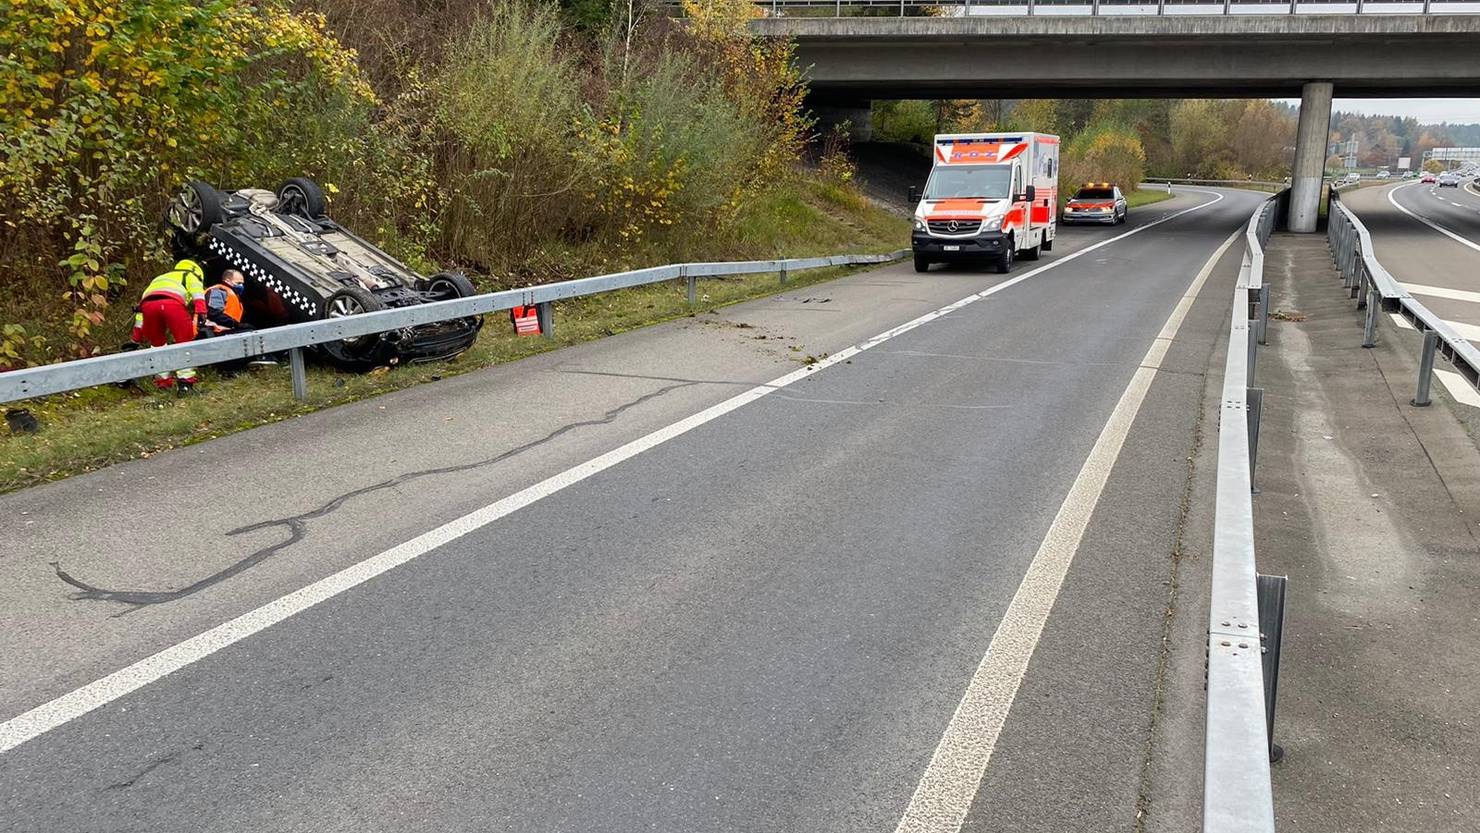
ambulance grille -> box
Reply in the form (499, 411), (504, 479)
(928, 219), (981, 236)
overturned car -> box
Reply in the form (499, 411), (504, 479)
(166, 178), (482, 370)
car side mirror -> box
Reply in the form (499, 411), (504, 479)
(908, 185), (921, 203)
(1024, 185), (1036, 202)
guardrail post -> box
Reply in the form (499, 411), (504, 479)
(1413, 329), (1439, 406)
(537, 301), (555, 340)
(1248, 386), (1264, 487)
(1362, 288), (1379, 347)
(683, 266), (697, 306)
(288, 347), (308, 402)
(1247, 326), (1258, 387)
(1093, 0), (1101, 14)
(780, 263), (790, 285)
(1423, 0), (1432, 12)
(1257, 284), (1271, 345)
(1256, 573), (1287, 764)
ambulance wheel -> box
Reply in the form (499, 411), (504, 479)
(995, 239), (1015, 274)
(913, 255), (930, 273)
(421, 271), (477, 301)
(1022, 240), (1041, 261)
(167, 180), (224, 235)
(1042, 235), (1054, 252)
(319, 286), (388, 370)
(278, 177), (328, 219)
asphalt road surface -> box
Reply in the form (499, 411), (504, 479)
(0, 188), (1266, 833)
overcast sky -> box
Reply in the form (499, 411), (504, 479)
(1276, 98), (1480, 124)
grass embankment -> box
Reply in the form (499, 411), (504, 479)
(0, 178), (907, 493)
(1128, 188), (1175, 209)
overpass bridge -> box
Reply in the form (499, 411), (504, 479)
(751, 6), (1480, 230)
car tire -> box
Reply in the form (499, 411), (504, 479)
(1042, 234), (1054, 252)
(421, 271), (477, 301)
(1021, 239), (1041, 261)
(167, 180), (225, 236)
(914, 255), (930, 273)
(319, 285), (388, 370)
(995, 239), (1014, 274)
(278, 177), (328, 219)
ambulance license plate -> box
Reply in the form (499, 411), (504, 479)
(943, 245), (960, 251)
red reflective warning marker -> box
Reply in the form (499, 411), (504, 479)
(511, 305), (541, 336)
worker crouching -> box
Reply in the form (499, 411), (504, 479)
(131, 259), (207, 391)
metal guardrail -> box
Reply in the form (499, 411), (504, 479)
(0, 250), (908, 405)
(746, 0), (1473, 16)
(1327, 189), (1480, 399)
(1204, 191), (1287, 833)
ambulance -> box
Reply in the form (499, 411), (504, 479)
(909, 132), (1060, 274)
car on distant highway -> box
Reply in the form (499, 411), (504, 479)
(1376, 170), (1391, 179)
(1420, 172), (1437, 184)
(1437, 172), (1461, 188)
(1061, 183), (1127, 225)
(1342, 172), (1362, 183)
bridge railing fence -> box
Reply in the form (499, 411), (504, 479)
(1204, 190), (1287, 833)
(0, 250), (908, 406)
(737, 0), (1473, 15)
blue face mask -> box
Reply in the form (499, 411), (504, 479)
(230, 282), (245, 297)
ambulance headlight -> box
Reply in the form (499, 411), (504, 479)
(912, 218), (926, 232)
(980, 216), (1003, 233)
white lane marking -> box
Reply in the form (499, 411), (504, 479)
(1390, 313), (1416, 331)
(891, 225), (1244, 833)
(1435, 369), (1480, 408)
(1388, 182), (1480, 254)
(1401, 283), (1480, 305)
(0, 192), (1230, 756)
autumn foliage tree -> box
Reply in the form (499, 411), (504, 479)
(0, 0), (373, 366)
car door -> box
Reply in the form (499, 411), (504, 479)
(1114, 187), (1127, 220)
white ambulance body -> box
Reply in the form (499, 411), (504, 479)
(909, 132), (1060, 273)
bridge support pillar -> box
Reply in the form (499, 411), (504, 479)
(812, 102), (873, 144)
(1289, 81), (1333, 233)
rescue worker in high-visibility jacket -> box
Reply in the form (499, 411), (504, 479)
(131, 259), (207, 390)
(203, 269), (250, 336)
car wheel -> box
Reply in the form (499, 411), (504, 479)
(278, 177), (328, 219)
(167, 180), (225, 236)
(421, 271), (477, 301)
(996, 239), (1014, 274)
(914, 255), (930, 273)
(1042, 234), (1054, 252)
(1021, 239), (1041, 261)
(319, 285), (388, 370)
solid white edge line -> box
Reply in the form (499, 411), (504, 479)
(0, 190), (1227, 757)
(891, 225), (1244, 833)
(1387, 181), (1480, 254)
(1435, 369), (1480, 408)
(1389, 313), (1416, 331)
(1400, 282), (1480, 305)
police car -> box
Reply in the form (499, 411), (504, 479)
(1061, 183), (1128, 225)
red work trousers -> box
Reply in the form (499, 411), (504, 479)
(137, 297), (198, 388)
(138, 297), (196, 347)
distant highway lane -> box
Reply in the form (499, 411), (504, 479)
(0, 188), (1265, 833)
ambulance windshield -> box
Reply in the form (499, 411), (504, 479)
(924, 164), (1012, 200)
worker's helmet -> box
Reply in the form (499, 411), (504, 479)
(174, 259), (204, 280)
